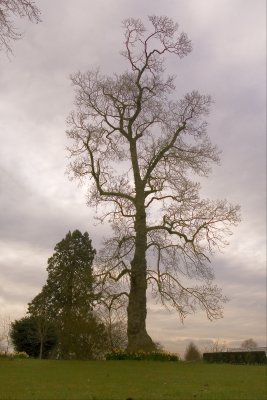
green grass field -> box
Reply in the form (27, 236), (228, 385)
(0, 359), (266, 400)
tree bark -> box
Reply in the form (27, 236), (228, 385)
(39, 336), (43, 359)
(127, 203), (155, 352)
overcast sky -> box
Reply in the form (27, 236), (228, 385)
(0, 0), (266, 355)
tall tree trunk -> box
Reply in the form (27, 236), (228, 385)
(61, 267), (74, 359)
(39, 336), (43, 359)
(127, 205), (155, 352)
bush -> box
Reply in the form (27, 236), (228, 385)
(184, 342), (202, 361)
(203, 351), (267, 364)
(13, 351), (29, 359)
(0, 351), (29, 359)
(106, 349), (179, 361)
(10, 316), (58, 359)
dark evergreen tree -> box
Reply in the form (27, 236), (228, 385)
(10, 316), (58, 358)
(184, 341), (202, 361)
(28, 230), (106, 359)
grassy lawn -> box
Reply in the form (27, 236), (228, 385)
(0, 359), (266, 400)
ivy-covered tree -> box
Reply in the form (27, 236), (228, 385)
(10, 316), (58, 358)
(28, 230), (106, 359)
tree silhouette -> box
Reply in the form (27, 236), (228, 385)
(28, 230), (106, 359)
(67, 16), (240, 351)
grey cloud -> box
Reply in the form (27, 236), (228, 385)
(0, 0), (265, 353)
(2, 155), (121, 251)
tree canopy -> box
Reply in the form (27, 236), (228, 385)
(241, 338), (258, 350)
(184, 342), (202, 361)
(67, 16), (240, 351)
(28, 230), (106, 359)
(10, 316), (58, 358)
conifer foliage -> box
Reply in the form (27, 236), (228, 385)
(184, 342), (202, 361)
(27, 230), (106, 359)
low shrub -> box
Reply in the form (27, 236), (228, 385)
(0, 351), (29, 360)
(106, 349), (179, 361)
(203, 351), (267, 364)
(13, 351), (29, 359)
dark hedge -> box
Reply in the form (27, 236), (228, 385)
(203, 351), (267, 364)
(106, 350), (179, 361)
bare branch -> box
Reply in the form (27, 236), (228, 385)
(67, 16), (241, 350)
(0, 0), (41, 53)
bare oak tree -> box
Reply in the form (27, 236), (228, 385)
(0, 315), (12, 354)
(67, 16), (240, 352)
(204, 338), (227, 353)
(96, 300), (128, 352)
(0, 0), (40, 53)
(241, 338), (258, 350)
